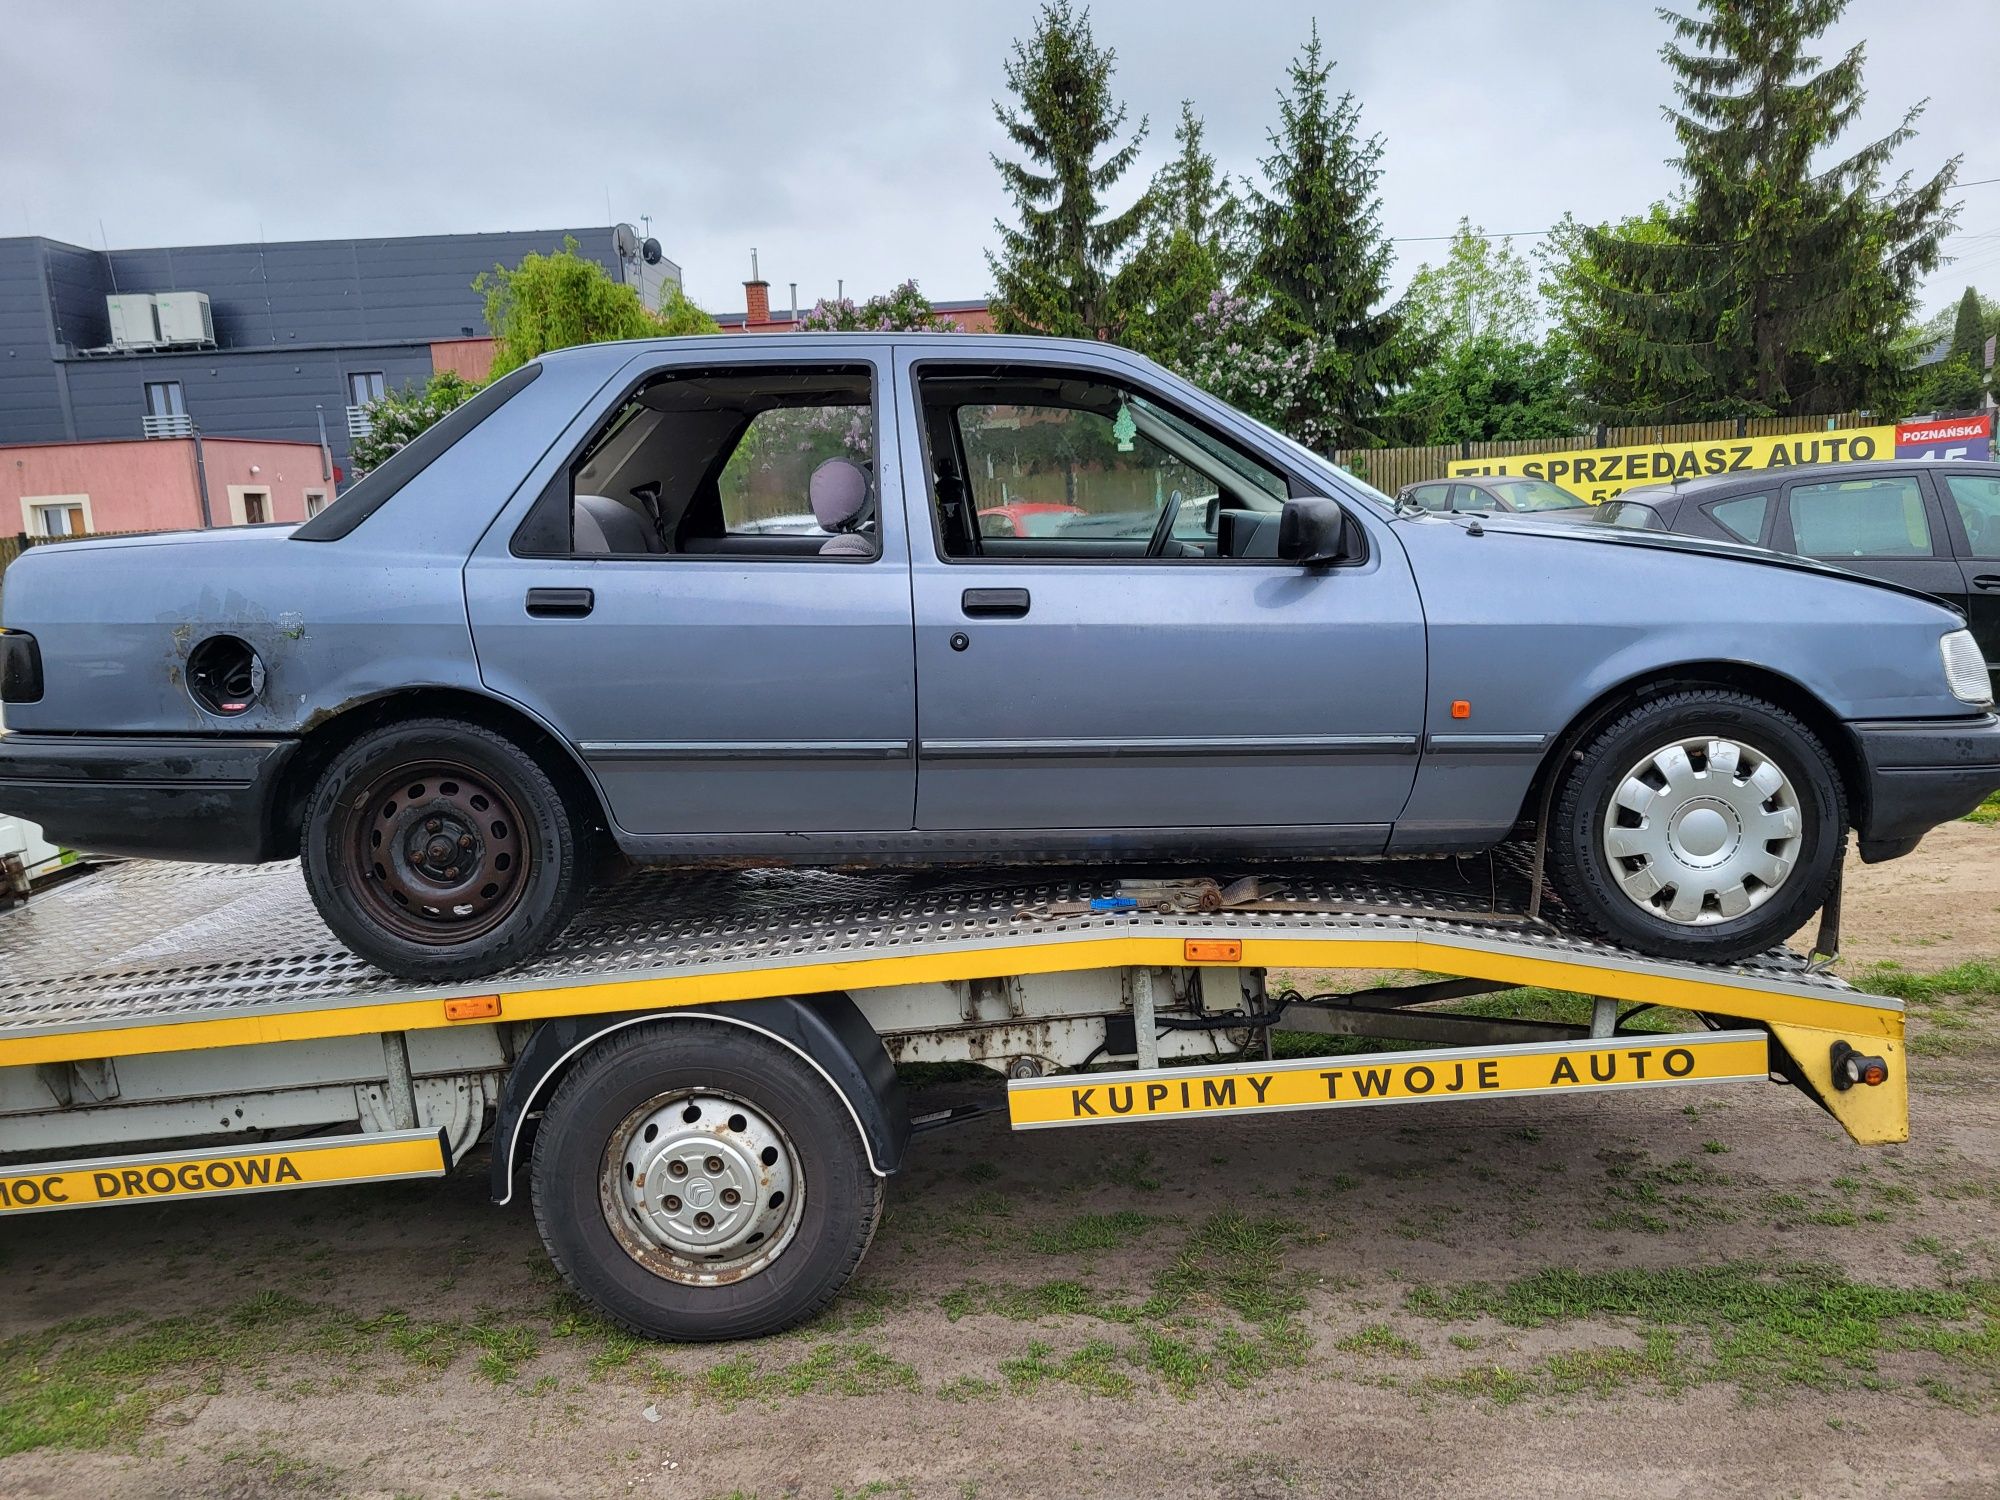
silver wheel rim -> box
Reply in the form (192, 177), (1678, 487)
(1600, 734), (1803, 926)
(601, 1090), (803, 1285)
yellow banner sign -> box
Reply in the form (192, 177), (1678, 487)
(0, 1130), (450, 1213)
(1447, 425), (1899, 503)
(1007, 1031), (1769, 1128)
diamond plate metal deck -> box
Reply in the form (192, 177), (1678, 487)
(0, 850), (1875, 1051)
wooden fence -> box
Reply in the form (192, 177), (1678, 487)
(1330, 412), (1874, 496)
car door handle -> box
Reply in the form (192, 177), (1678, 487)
(961, 587), (1030, 618)
(525, 587), (595, 618)
(1974, 574), (2000, 591)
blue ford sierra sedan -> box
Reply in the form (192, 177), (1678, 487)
(2, 334), (1996, 979)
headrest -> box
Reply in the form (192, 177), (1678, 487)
(809, 459), (869, 531)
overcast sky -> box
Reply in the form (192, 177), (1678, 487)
(2, 0), (1992, 323)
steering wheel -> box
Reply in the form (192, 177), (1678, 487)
(1145, 489), (1185, 557)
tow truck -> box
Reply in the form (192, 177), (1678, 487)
(0, 850), (1904, 1340)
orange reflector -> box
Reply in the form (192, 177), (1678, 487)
(442, 995), (502, 1021)
(1860, 1060), (1888, 1087)
(1450, 699), (1472, 719)
(1185, 939), (1242, 963)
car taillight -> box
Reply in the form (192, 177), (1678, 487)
(0, 630), (42, 705)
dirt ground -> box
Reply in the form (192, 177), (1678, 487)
(2, 823), (1997, 1500)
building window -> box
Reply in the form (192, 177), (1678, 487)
(346, 371), (387, 438)
(303, 489), (330, 518)
(141, 380), (191, 438)
(226, 486), (274, 527)
(22, 495), (92, 537)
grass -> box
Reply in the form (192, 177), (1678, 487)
(998, 1338), (1131, 1398)
(1852, 958), (2000, 1004)
(1403, 1262), (2000, 1400)
(1026, 1210), (1158, 1255)
(701, 1341), (918, 1405)
(1335, 1323), (1424, 1360)
(1964, 790), (2000, 826)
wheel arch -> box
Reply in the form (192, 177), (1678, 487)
(265, 685), (610, 861)
(1518, 660), (1865, 834)
(488, 996), (909, 1206)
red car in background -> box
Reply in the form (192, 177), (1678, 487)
(977, 500), (1086, 537)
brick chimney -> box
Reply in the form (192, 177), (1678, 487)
(744, 248), (770, 326)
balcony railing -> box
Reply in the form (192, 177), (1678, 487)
(141, 413), (193, 439)
(346, 405), (373, 440)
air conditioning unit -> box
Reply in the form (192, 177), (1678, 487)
(153, 291), (215, 347)
(106, 293), (163, 349)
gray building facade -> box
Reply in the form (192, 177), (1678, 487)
(0, 225), (678, 481)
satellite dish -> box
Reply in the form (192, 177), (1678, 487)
(642, 237), (663, 265)
(613, 223), (639, 259)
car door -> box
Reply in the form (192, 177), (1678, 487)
(895, 348), (1426, 850)
(1771, 469), (1969, 618)
(463, 350), (918, 842)
(1936, 468), (2000, 687)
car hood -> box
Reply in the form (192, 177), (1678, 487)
(1434, 510), (1963, 614)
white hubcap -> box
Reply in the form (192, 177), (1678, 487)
(1601, 735), (1803, 926)
(602, 1090), (803, 1285)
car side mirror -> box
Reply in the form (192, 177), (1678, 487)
(1277, 497), (1346, 565)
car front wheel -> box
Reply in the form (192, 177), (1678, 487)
(302, 717), (585, 980)
(1548, 690), (1846, 963)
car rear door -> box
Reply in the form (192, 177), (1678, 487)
(1770, 469), (1970, 618)
(894, 347), (1426, 851)
(463, 349), (918, 841)
(1935, 468), (2000, 688)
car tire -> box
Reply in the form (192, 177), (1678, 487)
(301, 717), (585, 980)
(530, 1019), (885, 1342)
(1547, 690), (1847, 964)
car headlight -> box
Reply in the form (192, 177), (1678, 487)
(1941, 629), (1993, 706)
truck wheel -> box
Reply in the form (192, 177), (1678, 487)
(1547, 690), (1846, 964)
(530, 1019), (885, 1341)
(302, 717), (584, 980)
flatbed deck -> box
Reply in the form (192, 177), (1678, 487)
(0, 854), (1889, 1063)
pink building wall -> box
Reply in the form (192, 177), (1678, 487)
(0, 438), (332, 536)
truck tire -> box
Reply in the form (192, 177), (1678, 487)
(302, 717), (584, 980)
(530, 1019), (885, 1341)
(1547, 689), (1846, 964)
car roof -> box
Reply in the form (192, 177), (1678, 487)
(1645, 457), (2000, 498)
(531, 330), (1150, 373)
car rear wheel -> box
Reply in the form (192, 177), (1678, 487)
(302, 717), (585, 979)
(530, 1020), (885, 1341)
(1548, 690), (1846, 963)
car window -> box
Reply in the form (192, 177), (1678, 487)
(1942, 473), (2000, 560)
(544, 365), (880, 562)
(1704, 493), (1769, 544)
(1486, 479), (1585, 512)
(917, 366), (1289, 562)
(1593, 500), (1666, 530)
(1451, 484), (1490, 511)
(1785, 476), (1932, 559)
(1409, 484), (1452, 513)
(716, 404), (872, 537)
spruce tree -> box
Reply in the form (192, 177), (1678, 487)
(1949, 286), (1985, 364)
(1572, 0), (1958, 419)
(1246, 24), (1418, 450)
(1120, 102), (1242, 368)
(987, 1), (1149, 340)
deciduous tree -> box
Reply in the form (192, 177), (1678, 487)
(477, 238), (715, 376)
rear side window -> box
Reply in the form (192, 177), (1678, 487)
(1786, 476), (1932, 559)
(1408, 484), (1452, 512)
(293, 363), (544, 542)
(1704, 493), (1769, 544)
(1943, 473), (2000, 559)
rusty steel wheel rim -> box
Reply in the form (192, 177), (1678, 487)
(345, 759), (530, 946)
